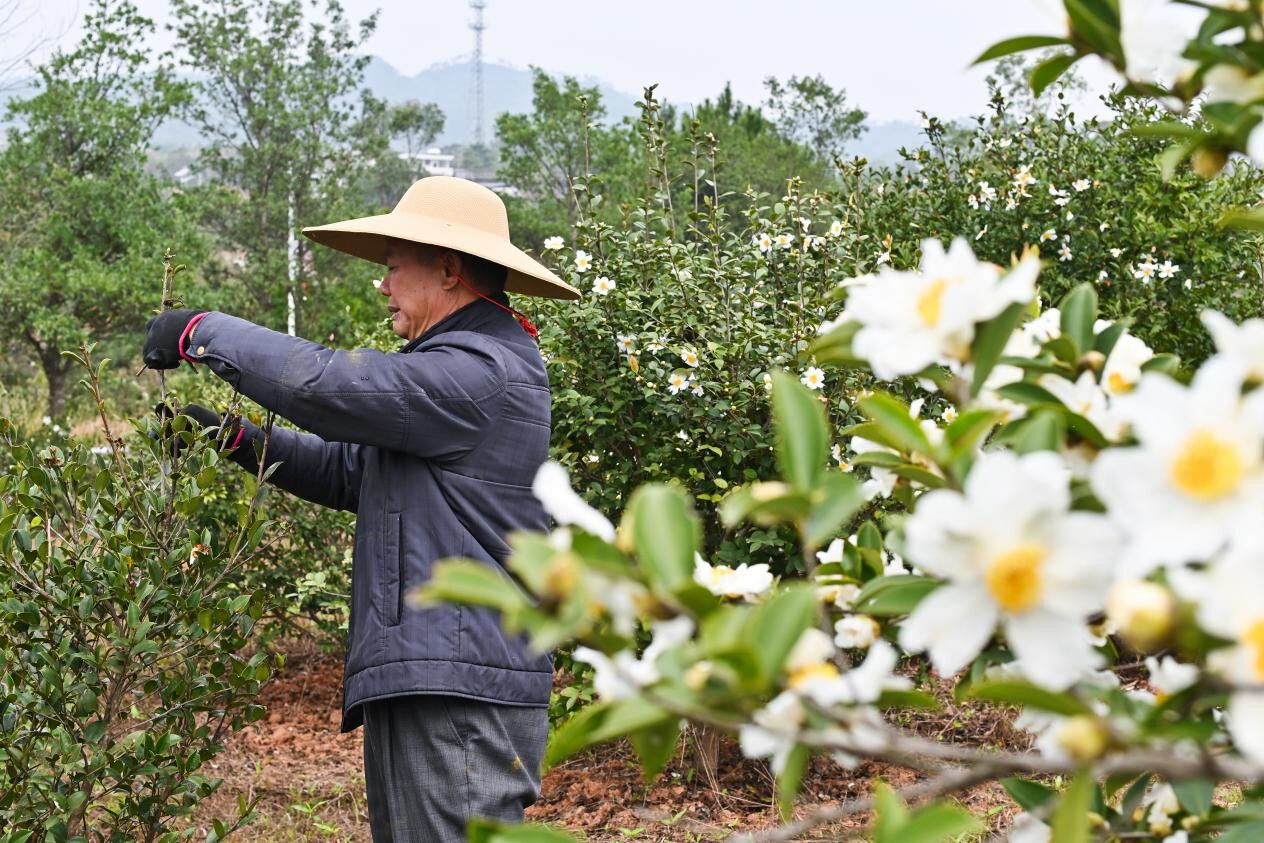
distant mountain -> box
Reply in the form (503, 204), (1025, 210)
(362, 57), (641, 145)
(844, 121), (927, 166)
(3, 55), (924, 166)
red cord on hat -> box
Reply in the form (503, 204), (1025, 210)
(454, 275), (539, 339)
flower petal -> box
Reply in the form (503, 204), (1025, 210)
(899, 583), (997, 677)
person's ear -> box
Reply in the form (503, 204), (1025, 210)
(438, 250), (462, 291)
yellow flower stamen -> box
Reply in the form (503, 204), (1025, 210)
(917, 278), (949, 326)
(787, 661), (839, 690)
(1107, 372), (1132, 394)
(987, 544), (1046, 612)
(1169, 430), (1244, 500)
(1245, 619), (1264, 681)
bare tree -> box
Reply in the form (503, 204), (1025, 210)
(0, 0), (76, 91)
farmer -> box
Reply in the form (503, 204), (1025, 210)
(141, 176), (580, 841)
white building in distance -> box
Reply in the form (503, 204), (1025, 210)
(401, 147), (456, 177)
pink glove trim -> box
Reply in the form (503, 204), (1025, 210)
(178, 312), (211, 363)
(229, 426), (245, 449)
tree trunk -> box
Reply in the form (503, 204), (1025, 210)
(41, 351), (71, 421)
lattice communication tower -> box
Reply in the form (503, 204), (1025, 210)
(469, 1), (487, 146)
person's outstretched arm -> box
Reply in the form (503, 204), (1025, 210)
(178, 312), (505, 462)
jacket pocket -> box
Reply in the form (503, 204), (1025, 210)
(382, 512), (402, 627)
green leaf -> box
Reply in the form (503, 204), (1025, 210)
(466, 820), (583, 843)
(858, 393), (932, 456)
(1127, 120), (1207, 140)
(1158, 138), (1198, 181)
(852, 575), (941, 617)
(1220, 205), (1264, 231)
(944, 409), (1003, 459)
(1059, 283), (1098, 356)
(971, 302), (1029, 396)
(888, 803), (982, 843)
(876, 688), (941, 711)
(415, 561), (527, 613)
(628, 484), (699, 594)
(544, 697), (672, 769)
(1173, 778), (1214, 817)
(973, 35), (1070, 64)
(1012, 410), (1065, 454)
(1002, 778), (1056, 812)
(776, 744), (810, 820)
(1049, 769), (1094, 843)
(963, 679), (1091, 716)
(1063, 0), (1123, 58)
(1092, 320), (1129, 359)
(772, 371), (829, 491)
(1141, 353), (1181, 377)
(873, 782), (911, 840)
(629, 717), (681, 784)
(995, 382), (1065, 407)
(804, 472), (865, 548)
(745, 586), (816, 680)
(1030, 51), (1080, 97)
(719, 483), (813, 527)
(1218, 822), (1264, 843)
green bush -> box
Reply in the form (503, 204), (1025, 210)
(0, 350), (281, 840)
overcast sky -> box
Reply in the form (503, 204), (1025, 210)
(19, 0), (1112, 123)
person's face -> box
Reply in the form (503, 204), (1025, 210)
(378, 243), (449, 341)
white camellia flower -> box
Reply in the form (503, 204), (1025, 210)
(1101, 332), (1155, 395)
(739, 691), (805, 774)
(693, 556), (774, 600)
(574, 250), (593, 272)
(680, 348), (699, 367)
(1073, 178), (1091, 192)
(1144, 783), (1182, 836)
(543, 236), (564, 250)
(1202, 63), (1264, 104)
(853, 435), (898, 501)
(775, 232), (794, 249)
(1009, 812), (1051, 843)
(1038, 371), (1126, 441)
(1135, 257), (1158, 283)
(800, 367), (825, 390)
(899, 449), (1121, 689)
(573, 616), (694, 701)
(755, 232), (773, 253)
(834, 615), (880, 649)
(1023, 307), (1062, 344)
(819, 583), (861, 611)
(1040, 228), (1057, 242)
(841, 237), (1039, 380)
(667, 372), (692, 395)
(591, 276), (615, 295)
(585, 572), (651, 638)
(1157, 260), (1180, 279)
(532, 461), (616, 541)
(1195, 549), (1264, 764)
(1091, 358), (1264, 577)
(829, 220), (844, 236)
(1202, 309), (1264, 382)
(1058, 242), (1072, 262)
(1120, 0), (1197, 85)
(1146, 655), (1198, 701)
(794, 639), (911, 708)
(616, 334), (635, 353)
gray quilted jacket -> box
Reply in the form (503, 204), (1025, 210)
(188, 296), (553, 731)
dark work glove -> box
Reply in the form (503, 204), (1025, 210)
(143, 308), (208, 370)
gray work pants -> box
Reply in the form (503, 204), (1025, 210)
(361, 694), (549, 842)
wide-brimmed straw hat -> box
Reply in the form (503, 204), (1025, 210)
(303, 176), (580, 300)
